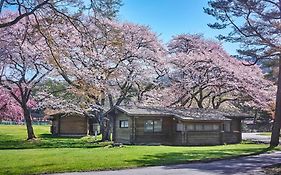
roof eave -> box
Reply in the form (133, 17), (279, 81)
(224, 115), (253, 119)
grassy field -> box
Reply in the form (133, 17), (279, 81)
(0, 125), (280, 175)
(0, 125), (107, 149)
(258, 132), (281, 137)
(259, 132), (271, 136)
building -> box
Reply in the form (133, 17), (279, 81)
(49, 111), (100, 136)
(107, 106), (251, 145)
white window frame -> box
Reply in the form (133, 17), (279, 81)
(119, 120), (129, 128)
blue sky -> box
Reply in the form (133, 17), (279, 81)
(118, 0), (238, 55)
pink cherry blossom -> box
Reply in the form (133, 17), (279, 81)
(144, 34), (276, 112)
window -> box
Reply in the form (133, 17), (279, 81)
(119, 120), (128, 128)
(177, 123), (221, 132)
(154, 120), (162, 132)
(213, 124), (220, 131)
(176, 123), (184, 131)
(189, 123), (220, 131)
(186, 124), (195, 131)
(223, 122), (231, 132)
(204, 124), (220, 131)
(203, 124), (213, 131)
(195, 124), (204, 131)
(144, 119), (162, 133)
(144, 120), (154, 132)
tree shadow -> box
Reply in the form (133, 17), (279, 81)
(126, 146), (277, 174)
(39, 134), (83, 139)
(0, 132), (109, 149)
(263, 162), (281, 175)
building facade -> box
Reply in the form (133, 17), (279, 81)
(109, 106), (249, 145)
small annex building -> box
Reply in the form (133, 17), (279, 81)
(48, 111), (99, 137)
(107, 106), (250, 146)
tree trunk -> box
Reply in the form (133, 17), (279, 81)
(101, 119), (111, 141)
(253, 110), (258, 124)
(197, 102), (204, 108)
(103, 119), (111, 141)
(270, 56), (281, 147)
(213, 105), (219, 109)
(197, 90), (204, 108)
(23, 107), (36, 140)
(100, 123), (106, 141)
(88, 117), (94, 135)
(97, 108), (111, 141)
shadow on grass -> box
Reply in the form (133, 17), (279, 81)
(0, 133), (111, 149)
(126, 146), (274, 167)
(158, 147), (280, 175)
(39, 134), (83, 139)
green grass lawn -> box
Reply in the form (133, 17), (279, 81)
(258, 132), (281, 137)
(0, 125), (280, 175)
(259, 132), (271, 136)
(0, 125), (107, 149)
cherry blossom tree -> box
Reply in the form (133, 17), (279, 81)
(104, 22), (166, 105)
(34, 79), (89, 116)
(204, 0), (281, 147)
(0, 87), (22, 121)
(43, 19), (166, 140)
(154, 34), (275, 112)
(0, 19), (52, 140)
(0, 0), (121, 28)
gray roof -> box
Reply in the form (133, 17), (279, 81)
(47, 111), (84, 120)
(114, 106), (251, 121)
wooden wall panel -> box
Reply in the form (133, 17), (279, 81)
(114, 113), (132, 144)
(60, 116), (87, 135)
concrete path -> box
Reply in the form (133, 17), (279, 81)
(52, 151), (281, 175)
(242, 133), (279, 144)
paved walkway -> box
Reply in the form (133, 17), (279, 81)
(52, 151), (281, 175)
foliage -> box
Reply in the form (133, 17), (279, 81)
(34, 79), (85, 113)
(45, 19), (166, 107)
(204, 0), (280, 63)
(262, 59), (279, 83)
(0, 0), (122, 139)
(1, 0), (279, 143)
(0, 0), (122, 28)
(0, 16), (53, 139)
(204, 0), (281, 147)
(151, 34), (275, 111)
(0, 88), (22, 120)
(40, 18), (166, 140)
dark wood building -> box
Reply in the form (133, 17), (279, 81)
(49, 111), (100, 136)
(108, 106), (250, 146)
